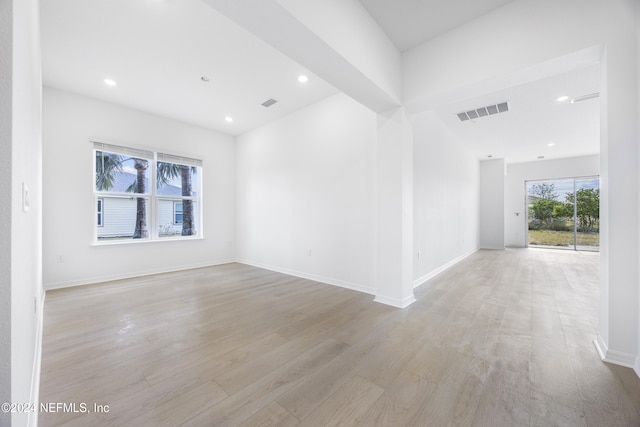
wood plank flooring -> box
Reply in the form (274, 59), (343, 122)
(39, 249), (640, 426)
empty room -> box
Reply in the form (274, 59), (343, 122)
(2, 0), (640, 426)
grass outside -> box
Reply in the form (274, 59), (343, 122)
(528, 229), (599, 247)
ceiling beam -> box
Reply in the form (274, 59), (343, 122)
(202, 0), (401, 113)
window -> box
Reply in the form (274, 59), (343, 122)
(94, 142), (202, 242)
(174, 202), (183, 224)
(97, 198), (103, 227)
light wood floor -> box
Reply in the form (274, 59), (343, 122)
(39, 249), (640, 426)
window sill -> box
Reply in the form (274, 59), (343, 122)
(91, 235), (204, 247)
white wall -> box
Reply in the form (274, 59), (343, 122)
(505, 155), (600, 248)
(479, 159), (505, 250)
(236, 93), (377, 294)
(403, 0), (639, 376)
(0, 0), (12, 421)
(1, 0), (43, 425)
(413, 111), (480, 286)
(42, 88), (236, 288)
(637, 0), (640, 377)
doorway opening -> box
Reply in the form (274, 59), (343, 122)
(526, 176), (600, 251)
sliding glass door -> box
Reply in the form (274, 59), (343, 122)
(526, 176), (599, 251)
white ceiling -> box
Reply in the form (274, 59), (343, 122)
(358, 0), (600, 164)
(41, 0), (600, 164)
(359, 0), (516, 51)
(433, 64), (600, 164)
(40, 0), (339, 136)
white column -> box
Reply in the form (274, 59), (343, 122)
(480, 159), (505, 249)
(374, 107), (416, 308)
(595, 6), (640, 370)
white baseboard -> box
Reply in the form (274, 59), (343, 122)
(594, 335), (639, 372)
(236, 259), (376, 296)
(45, 256), (376, 297)
(43, 259), (236, 290)
(374, 294), (416, 309)
(28, 288), (45, 427)
(413, 248), (479, 289)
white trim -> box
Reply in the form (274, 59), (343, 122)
(45, 258), (377, 299)
(43, 259), (235, 290)
(593, 335), (607, 360)
(374, 294), (416, 309)
(236, 259), (376, 296)
(593, 335), (638, 370)
(28, 289), (45, 427)
(413, 248), (479, 289)
(93, 141), (154, 160)
(91, 235), (204, 247)
(158, 152), (203, 167)
(635, 354), (640, 379)
(90, 137), (203, 165)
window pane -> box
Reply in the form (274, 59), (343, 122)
(97, 196), (150, 241)
(158, 200), (199, 238)
(156, 162), (200, 196)
(96, 150), (151, 194)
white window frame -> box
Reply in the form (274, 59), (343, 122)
(93, 141), (203, 244)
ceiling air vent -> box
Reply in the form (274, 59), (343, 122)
(457, 101), (509, 121)
(571, 93), (599, 103)
(261, 98), (278, 107)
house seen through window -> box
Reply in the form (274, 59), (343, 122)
(94, 142), (202, 242)
(97, 198), (103, 227)
(174, 202), (183, 224)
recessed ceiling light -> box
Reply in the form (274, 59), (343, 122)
(225, 116), (233, 123)
(298, 75), (308, 83)
(104, 78), (117, 87)
(201, 76), (210, 82)
(547, 142), (555, 147)
(487, 154), (493, 158)
(556, 95), (569, 102)
(537, 155), (545, 159)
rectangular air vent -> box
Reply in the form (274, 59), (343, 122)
(571, 93), (599, 103)
(466, 110), (479, 119)
(261, 98), (278, 107)
(457, 101), (509, 121)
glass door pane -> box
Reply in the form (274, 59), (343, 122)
(526, 176), (599, 251)
(575, 177), (600, 251)
(527, 178), (575, 249)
